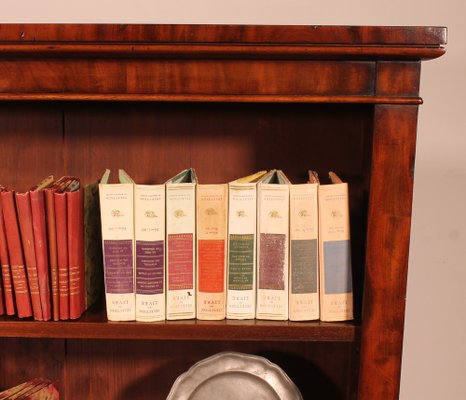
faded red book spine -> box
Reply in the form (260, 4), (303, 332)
(16, 192), (44, 321)
(30, 189), (52, 321)
(0, 196), (15, 315)
(44, 188), (60, 321)
(54, 192), (69, 320)
(67, 187), (85, 319)
(1, 190), (32, 318)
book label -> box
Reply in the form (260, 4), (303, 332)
(136, 240), (164, 295)
(291, 239), (318, 294)
(228, 234), (254, 290)
(198, 240), (224, 293)
(258, 233), (286, 291)
(167, 233), (194, 291)
(103, 239), (134, 293)
(323, 240), (352, 294)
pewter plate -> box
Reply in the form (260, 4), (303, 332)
(166, 352), (303, 400)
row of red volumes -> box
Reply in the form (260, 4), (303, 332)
(0, 378), (59, 399)
(0, 176), (85, 321)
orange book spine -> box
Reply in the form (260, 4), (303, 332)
(30, 189), (52, 321)
(67, 187), (85, 319)
(15, 192), (44, 321)
(54, 192), (69, 320)
(1, 190), (32, 318)
(0, 196), (15, 315)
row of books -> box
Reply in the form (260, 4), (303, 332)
(0, 378), (59, 400)
(99, 168), (353, 322)
(0, 176), (102, 321)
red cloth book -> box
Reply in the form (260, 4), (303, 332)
(16, 191), (44, 321)
(0, 190), (32, 318)
(54, 190), (69, 320)
(67, 184), (85, 319)
(0, 194), (15, 316)
(44, 177), (70, 321)
(30, 188), (52, 321)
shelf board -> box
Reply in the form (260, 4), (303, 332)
(0, 313), (358, 342)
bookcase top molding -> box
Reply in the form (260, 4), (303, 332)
(0, 24), (447, 45)
(0, 24), (446, 60)
(0, 24), (446, 103)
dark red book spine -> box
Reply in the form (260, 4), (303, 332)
(30, 189), (52, 321)
(1, 190), (32, 318)
(54, 192), (69, 320)
(44, 188), (60, 321)
(0, 196), (15, 315)
(67, 187), (85, 319)
(16, 192), (44, 321)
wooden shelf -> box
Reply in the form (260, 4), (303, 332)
(0, 316), (358, 341)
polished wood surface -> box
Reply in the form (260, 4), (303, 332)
(0, 24), (447, 45)
(0, 24), (445, 400)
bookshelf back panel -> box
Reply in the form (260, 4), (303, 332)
(0, 105), (64, 191)
(64, 339), (357, 400)
(0, 101), (371, 321)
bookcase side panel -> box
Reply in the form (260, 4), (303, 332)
(359, 104), (419, 400)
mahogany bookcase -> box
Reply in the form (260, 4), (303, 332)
(0, 24), (446, 399)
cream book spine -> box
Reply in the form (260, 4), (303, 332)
(165, 169), (197, 320)
(99, 169), (135, 321)
(196, 184), (228, 320)
(318, 173), (353, 322)
(256, 170), (290, 321)
(134, 183), (165, 322)
(226, 171), (267, 319)
(289, 183), (319, 321)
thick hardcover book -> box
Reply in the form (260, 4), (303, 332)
(318, 172), (353, 322)
(44, 176), (70, 321)
(165, 168), (197, 320)
(29, 176), (54, 321)
(0, 192), (15, 316)
(1, 190), (32, 318)
(256, 170), (290, 321)
(133, 178), (166, 322)
(15, 191), (44, 321)
(99, 169), (136, 321)
(196, 183), (228, 320)
(288, 172), (320, 321)
(83, 180), (104, 312)
(226, 170), (267, 320)
(67, 182), (85, 319)
(55, 185), (71, 320)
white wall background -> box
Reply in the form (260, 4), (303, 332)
(2, 1), (465, 399)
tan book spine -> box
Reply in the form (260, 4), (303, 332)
(196, 184), (227, 320)
(99, 170), (136, 321)
(289, 183), (319, 321)
(318, 175), (353, 322)
(256, 171), (290, 321)
(165, 176), (196, 320)
(134, 183), (166, 322)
